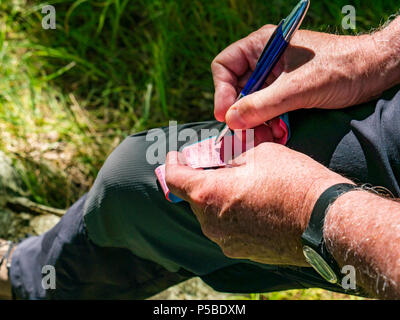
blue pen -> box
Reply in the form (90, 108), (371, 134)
(215, 0), (310, 145)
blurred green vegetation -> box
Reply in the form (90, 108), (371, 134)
(235, 288), (365, 300)
(0, 0), (398, 299)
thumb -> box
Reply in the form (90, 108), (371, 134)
(165, 151), (206, 202)
(225, 74), (300, 129)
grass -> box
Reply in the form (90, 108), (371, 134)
(0, 0), (399, 299)
(235, 289), (365, 300)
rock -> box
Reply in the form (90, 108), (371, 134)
(0, 151), (26, 202)
(0, 151), (61, 240)
(30, 214), (60, 235)
(150, 277), (232, 300)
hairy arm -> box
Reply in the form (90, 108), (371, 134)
(365, 16), (400, 101)
(324, 190), (400, 299)
(320, 17), (400, 299)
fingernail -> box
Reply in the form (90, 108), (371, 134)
(226, 107), (246, 129)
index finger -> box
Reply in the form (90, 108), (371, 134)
(212, 39), (251, 122)
(212, 26), (277, 122)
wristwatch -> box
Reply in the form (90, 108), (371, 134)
(301, 183), (358, 284)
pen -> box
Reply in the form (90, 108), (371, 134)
(215, 0), (310, 145)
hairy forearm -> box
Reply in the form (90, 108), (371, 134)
(364, 16), (400, 98)
(324, 190), (400, 299)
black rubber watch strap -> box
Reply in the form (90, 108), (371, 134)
(302, 183), (358, 246)
(302, 183), (358, 279)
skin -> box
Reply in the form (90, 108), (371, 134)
(165, 144), (353, 266)
(326, 191), (400, 299)
(166, 145), (400, 299)
(166, 17), (400, 299)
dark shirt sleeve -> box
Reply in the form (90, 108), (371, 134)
(330, 89), (400, 196)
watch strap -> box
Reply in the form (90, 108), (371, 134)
(302, 183), (358, 278)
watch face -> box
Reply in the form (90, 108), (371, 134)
(302, 245), (338, 284)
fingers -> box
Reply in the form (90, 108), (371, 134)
(212, 40), (250, 122)
(165, 151), (206, 202)
(253, 124), (274, 145)
(269, 117), (285, 140)
(214, 80), (238, 122)
(212, 25), (284, 123)
(225, 74), (300, 129)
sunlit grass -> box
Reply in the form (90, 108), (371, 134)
(237, 289), (365, 300)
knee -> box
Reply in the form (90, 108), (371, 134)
(83, 135), (152, 245)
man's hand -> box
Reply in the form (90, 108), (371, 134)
(165, 143), (351, 266)
(212, 20), (400, 130)
(166, 144), (400, 298)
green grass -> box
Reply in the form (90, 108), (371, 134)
(2, 0), (398, 207)
(234, 288), (365, 300)
(0, 0), (399, 299)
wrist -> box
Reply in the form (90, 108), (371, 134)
(292, 175), (354, 265)
(300, 176), (355, 231)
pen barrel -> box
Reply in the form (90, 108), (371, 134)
(241, 23), (288, 96)
(239, 23), (291, 141)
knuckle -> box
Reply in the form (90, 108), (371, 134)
(189, 186), (209, 204)
(254, 142), (283, 160)
(251, 92), (266, 110)
(260, 140), (283, 151)
(188, 175), (216, 204)
(211, 55), (224, 74)
(258, 24), (276, 37)
(263, 24), (275, 29)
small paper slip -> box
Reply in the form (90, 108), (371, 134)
(182, 137), (225, 169)
(155, 122), (290, 203)
(155, 137), (225, 203)
(155, 164), (183, 203)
